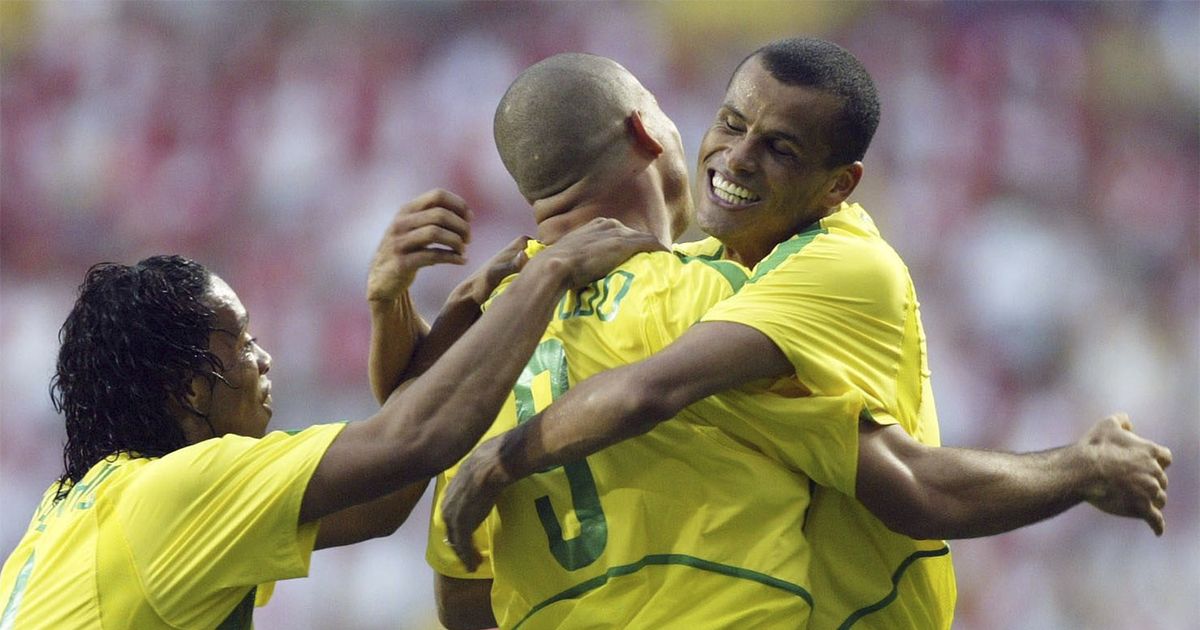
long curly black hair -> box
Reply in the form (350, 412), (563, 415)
(50, 255), (224, 499)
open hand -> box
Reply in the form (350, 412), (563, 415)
(538, 218), (667, 290)
(1080, 413), (1172, 535)
(367, 189), (473, 301)
(449, 235), (531, 307)
(441, 438), (507, 572)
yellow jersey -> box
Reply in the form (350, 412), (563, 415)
(686, 202), (957, 629)
(429, 242), (866, 629)
(0, 423), (344, 629)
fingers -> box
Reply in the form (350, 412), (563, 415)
(1155, 445), (1172, 469)
(549, 218), (668, 288)
(405, 249), (466, 268)
(403, 188), (473, 223)
(450, 537), (483, 573)
(1146, 506), (1165, 537)
(1151, 486), (1167, 509)
(389, 211), (471, 255)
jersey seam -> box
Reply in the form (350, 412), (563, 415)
(513, 553), (813, 629)
(836, 544), (951, 629)
(747, 224), (827, 283)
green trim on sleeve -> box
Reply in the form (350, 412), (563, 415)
(690, 245), (725, 261)
(673, 253), (749, 292)
(514, 553), (812, 629)
(748, 223), (827, 283)
(836, 545), (951, 630)
(0, 552), (35, 630)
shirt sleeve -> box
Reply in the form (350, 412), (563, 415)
(114, 423), (345, 614)
(701, 232), (907, 427)
(693, 233), (912, 496)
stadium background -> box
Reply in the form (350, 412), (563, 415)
(1, 1), (1196, 628)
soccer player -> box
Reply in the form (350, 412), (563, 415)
(0, 211), (659, 627)
(435, 40), (1172, 629)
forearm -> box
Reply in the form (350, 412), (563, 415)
(925, 445), (1094, 537)
(402, 289), (484, 381)
(368, 294), (428, 404)
(861, 428), (1096, 540)
(479, 321), (792, 489)
(378, 257), (572, 476)
(488, 368), (673, 486)
(314, 480), (429, 549)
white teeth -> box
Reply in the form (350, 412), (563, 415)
(711, 172), (760, 204)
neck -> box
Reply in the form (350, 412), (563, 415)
(531, 157), (673, 246)
(720, 206), (837, 267)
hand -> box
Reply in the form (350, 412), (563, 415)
(536, 218), (667, 290)
(448, 236), (531, 307)
(442, 437), (508, 572)
(1079, 413), (1172, 535)
(367, 189), (473, 301)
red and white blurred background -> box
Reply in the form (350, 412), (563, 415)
(2, 2), (1196, 628)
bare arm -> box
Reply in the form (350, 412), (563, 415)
(441, 319), (1174, 568)
(299, 218), (665, 524)
(441, 321), (790, 569)
(367, 189), (474, 404)
(856, 413), (1173, 539)
(323, 199), (529, 549)
(403, 236), (531, 382)
(314, 480), (429, 550)
(435, 575), (496, 630)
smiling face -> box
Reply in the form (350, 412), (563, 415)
(696, 55), (859, 266)
(189, 274), (273, 440)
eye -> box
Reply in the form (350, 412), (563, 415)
(719, 112), (746, 133)
(769, 139), (798, 158)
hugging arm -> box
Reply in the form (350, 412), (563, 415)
(857, 413), (1172, 539)
(442, 321), (1173, 567)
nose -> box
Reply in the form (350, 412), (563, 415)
(257, 345), (272, 375)
(725, 136), (757, 175)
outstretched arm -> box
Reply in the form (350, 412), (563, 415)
(857, 413), (1172, 539)
(299, 217), (665, 524)
(441, 321), (1173, 568)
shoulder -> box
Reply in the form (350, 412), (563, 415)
(749, 221), (911, 305)
(131, 425), (344, 494)
(671, 236), (724, 259)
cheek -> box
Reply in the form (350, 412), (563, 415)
(697, 129), (723, 162)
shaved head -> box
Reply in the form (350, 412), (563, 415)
(494, 53), (648, 201)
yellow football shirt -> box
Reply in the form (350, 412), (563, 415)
(692, 202), (957, 629)
(429, 242), (867, 629)
(0, 423), (344, 629)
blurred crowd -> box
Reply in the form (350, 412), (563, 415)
(2, 2), (1196, 629)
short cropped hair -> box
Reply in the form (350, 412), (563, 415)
(51, 255), (223, 497)
(494, 53), (641, 201)
(740, 37), (881, 166)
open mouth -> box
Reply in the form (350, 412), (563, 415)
(709, 171), (761, 207)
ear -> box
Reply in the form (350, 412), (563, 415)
(184, 374), (208, 415)
(627, 110), (664, 157)
(172, 374), (212, 445)
(821, 162), (864, 207)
